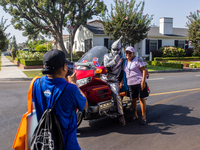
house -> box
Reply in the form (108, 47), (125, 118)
(73, 17), (188, 57)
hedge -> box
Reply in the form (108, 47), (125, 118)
(148, 61), (183, 69)
(168, 60), (200, 68)
(154, 57), (200, 61)
(19, 59), (43, 66)
(15, 57), (80, 66)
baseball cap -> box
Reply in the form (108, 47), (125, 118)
(125, 46), (135, 53)
(43, 49), (71, 70)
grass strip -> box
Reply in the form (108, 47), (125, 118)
(147, 65), (177, 71)
(23, 70), (44, 77)
(5, 56), (14, 63)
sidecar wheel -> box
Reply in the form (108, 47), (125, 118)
(76, 109), (84, 128)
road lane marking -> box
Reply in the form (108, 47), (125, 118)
(152, 90), (199, 105)
(149, 88), (200, 96)
(148, 78), (164, 81)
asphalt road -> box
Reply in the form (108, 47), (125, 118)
(0, 72), (200, 150)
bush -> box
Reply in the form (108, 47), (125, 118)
(19, 59), (43, 66)
(151, 50), (162, 58)
(159, 46), (186, 57)
(168, 60), (200, 68)
(185, 48), (193, 57)
(75, 51), (85, 58)
(35, 45), (47, 52)
(154, 57), (200, 61)
(17, 51), (44, 60)
(192, 50), (200, 56)
(148, 61), (183, 69)
(0, 50), (1, 56)
(189, 64), (196, 68)
(184, 63), (189, 67)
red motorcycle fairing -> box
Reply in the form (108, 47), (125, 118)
(76, 69), (95, 80)
(80, 77), (112, 104)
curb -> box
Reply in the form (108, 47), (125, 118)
(0, 77), (33, 81)
(149, 68), (200, 73)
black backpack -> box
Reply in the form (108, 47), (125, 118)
(30, 80), (68, 150)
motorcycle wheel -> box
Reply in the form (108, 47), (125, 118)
(76, 109), (84, 128)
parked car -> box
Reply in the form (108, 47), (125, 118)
(3, 52), (11, 56)
(21, 48), (30, 51)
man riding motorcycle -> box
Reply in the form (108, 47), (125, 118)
(101, 36), (126, 126)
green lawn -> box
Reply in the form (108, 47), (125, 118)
(147, 65), (178, 71)
(5, 56), (14, 63)
(23, 70), (44, 77)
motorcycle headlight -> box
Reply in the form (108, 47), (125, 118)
(76, 77), (92, 87)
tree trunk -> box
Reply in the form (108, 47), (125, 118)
(56, 33), (70, 58)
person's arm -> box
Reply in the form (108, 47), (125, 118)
(119, 72), (124, 89)
(104, 54), (121, 68)
(68, 72), (88, 109)
(140, 66), (146, 91)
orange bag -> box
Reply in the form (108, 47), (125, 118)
(12, 76), (40, 150)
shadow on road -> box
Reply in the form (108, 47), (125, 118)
(77, 104), (199, 137)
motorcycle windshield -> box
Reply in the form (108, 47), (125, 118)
(78, 46), (108, 66)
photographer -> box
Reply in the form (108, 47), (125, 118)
(32, 49), (87, 150)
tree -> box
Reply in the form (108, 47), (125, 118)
(11, 35), (17, 59)
(0, 16), (10, 51)
(187, 10), (200, 51)
(0, 0), (106, 56)
(102, 0), (153, 50)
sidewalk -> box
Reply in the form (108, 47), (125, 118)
(0, 55), (200, 81)
(0, 55), (30, 81)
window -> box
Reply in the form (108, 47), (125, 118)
(104, 38), (114, 49)
(178, 41), (185, 49)
(175, 40), (185, 49)
(149, 40), (158, 52)
(84, 39), (92, 52)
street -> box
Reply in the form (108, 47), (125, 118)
(0, 72), (200, 150)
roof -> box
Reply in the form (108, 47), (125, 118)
(85, 20), (105, 34)
(148, 27), (188, 38)
(84, 20), (188, 38)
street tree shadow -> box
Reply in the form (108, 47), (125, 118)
(77, 104), (200, 137)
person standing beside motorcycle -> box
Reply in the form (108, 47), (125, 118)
(120, 46), (149, 125)
(101, 36), (126, 126)
(32, 49), (88, 150)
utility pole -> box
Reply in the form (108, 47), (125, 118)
(68, 26), (73, 61)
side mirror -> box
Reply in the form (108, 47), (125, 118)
(95, 66), (107, 74)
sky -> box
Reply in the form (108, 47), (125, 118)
(0, 0), (200, 44)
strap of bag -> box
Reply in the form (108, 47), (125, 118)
(28, 76), (40, 113)
(39, 78), (68, 109)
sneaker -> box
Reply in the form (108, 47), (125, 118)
(119, 115), (126, 126)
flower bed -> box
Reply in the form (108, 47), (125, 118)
(168, 60), (200, 68)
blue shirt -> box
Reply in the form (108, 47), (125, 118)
(32, 76), (86, 150)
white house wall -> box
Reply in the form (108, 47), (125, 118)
(73, 25), (93, 52)
(93, 35), (111, 47)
